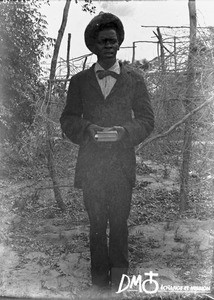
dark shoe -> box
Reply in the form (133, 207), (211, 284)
(110, 267), (128, 292)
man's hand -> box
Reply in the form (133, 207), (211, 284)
(112, 126), (127, 141)
(87, 124), (105, 141)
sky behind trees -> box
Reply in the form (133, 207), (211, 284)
(40, 1), (214, 63)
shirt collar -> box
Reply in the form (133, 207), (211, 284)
(94, 60), (120, 74)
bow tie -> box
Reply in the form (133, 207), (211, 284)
(96, 70), (120, 80)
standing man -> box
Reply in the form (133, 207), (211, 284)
(60, 12), (154, 294)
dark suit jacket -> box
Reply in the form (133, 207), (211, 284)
(60, 62), (154, 189)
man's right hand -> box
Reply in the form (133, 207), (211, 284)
(87, 124), (105, 142)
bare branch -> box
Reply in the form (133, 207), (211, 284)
(135, 95), (214, 154)
(64, 33), (71, 91)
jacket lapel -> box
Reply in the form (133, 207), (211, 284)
(86, 62), (131, 100)
(106, 63), (130, 99)
(87, 64), (104, 98)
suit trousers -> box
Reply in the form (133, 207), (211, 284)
(82, 154), (132, 289)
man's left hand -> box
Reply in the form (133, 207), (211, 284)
(113, 126), (127, 141)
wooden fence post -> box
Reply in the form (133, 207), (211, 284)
(179, 0), (197, 213)
(45, 0), (71, 211)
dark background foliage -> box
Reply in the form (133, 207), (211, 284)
(0, 1), (48, 142)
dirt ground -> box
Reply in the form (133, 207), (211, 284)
(0, 159), (214, 299)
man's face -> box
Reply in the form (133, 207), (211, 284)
(94, 29), (119, 61)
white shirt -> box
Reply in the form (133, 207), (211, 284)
(94, 61), (120, 99)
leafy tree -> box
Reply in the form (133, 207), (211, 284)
(0, 1), (48, 142)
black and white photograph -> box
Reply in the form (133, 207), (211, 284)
(0, 0), (214, 299)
